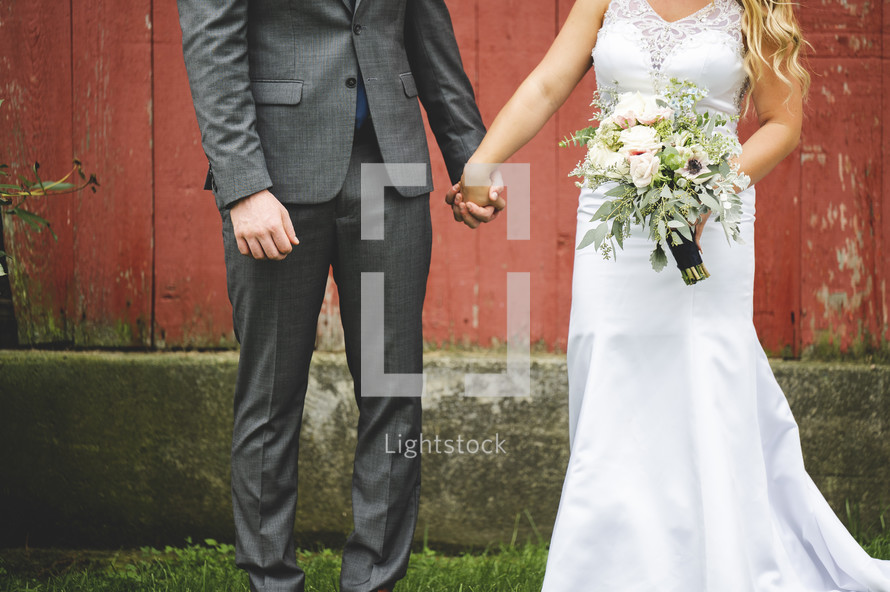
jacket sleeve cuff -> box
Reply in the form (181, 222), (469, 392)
(211, 168), (274, 210)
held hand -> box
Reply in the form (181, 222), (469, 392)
(443, 169), (506, 229)
(694, 211), (711, 252)
(230, 189), (299, 260)
(460, 168), (507, 210)
(445, 182), (504, 229)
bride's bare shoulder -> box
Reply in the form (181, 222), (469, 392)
(576, 0), (613, 26)
(565, 0), (612, 29)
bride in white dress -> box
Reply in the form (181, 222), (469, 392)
(447, 0), (890, 589)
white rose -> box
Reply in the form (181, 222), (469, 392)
(628, 152), (661, 188)
(611, 92), (672, 127)
(587, 143), (629, 179)
(611, 92), (647, 128)
(636, 106), (673, 125)
(619, 125), (662, 156)
(612, 92), (648, 114)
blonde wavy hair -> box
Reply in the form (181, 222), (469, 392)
(736, 0), (811, 99)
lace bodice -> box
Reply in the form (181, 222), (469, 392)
(593, 0), (748, 124)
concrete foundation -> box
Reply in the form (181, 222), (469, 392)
(0, 350), (888, 549)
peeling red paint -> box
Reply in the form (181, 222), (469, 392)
(1, 0), (887, 355)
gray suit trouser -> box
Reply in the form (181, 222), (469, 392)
(220, 124), (429, 592)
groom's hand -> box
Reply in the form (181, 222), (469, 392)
(230, 189), (300, 260)
(445, 183), (502, 229)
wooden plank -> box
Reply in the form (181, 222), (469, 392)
(745, 108), (802, 358)
(0, 0), (76, 345)
(882, 0), (890, 344)
(424, 0), (482, 348)
(471, 0), (560, 350)
(71, 0), (154, 347)
(795, 0), (883, 353)
(798, 0), (881, 58)
(151, 0), (235, 348)
(798, 57), (882, 352)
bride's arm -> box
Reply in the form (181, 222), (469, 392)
(736, 41), (805, 185)
(466, 0), (610, 173)
(695, 39), (804, 249)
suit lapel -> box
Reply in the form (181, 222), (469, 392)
(341, 0), (361, 15)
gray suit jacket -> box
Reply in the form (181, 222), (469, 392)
(178, 0), (486, 209)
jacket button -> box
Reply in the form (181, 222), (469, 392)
(346, 77), (357, 88)
(353, 24), (363, 34)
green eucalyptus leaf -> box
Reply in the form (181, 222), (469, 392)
(640, 188), (654, 210)
(592, 221), (610, 250)
(650, 243), (668, 272)
(605, 184), (630, 198)
(592, 200), (615, 221)
(695, 171), (716, 182)
(677, 222), (693, 241)
(576, 228), (598, 250)
(611, 218), (624, 249)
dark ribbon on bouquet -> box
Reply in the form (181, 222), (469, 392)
(668, 233), (710, 285)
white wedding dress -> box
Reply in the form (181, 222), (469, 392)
(541, 0), (890, 590)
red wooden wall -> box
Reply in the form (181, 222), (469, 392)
(0, 0), (885, 357)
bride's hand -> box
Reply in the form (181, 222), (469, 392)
(444, 182), (503, 229)
(460, 168), (506, 209)
(444, 169), (506, 229)
(694, 211), (711, 252)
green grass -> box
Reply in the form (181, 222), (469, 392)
(851, 506), (890, 561)
(0, 539), (548, 592)
(2, 528), (888, 592)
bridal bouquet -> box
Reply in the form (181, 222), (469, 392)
(561, 79), (750, 285)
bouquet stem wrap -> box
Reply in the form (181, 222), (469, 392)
(667, 234), (710, 285)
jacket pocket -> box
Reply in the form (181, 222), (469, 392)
(250, 80), (303, 105)
(399, 72), (418, 98)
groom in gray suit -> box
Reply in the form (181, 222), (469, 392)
(177, 1), (498, 591)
